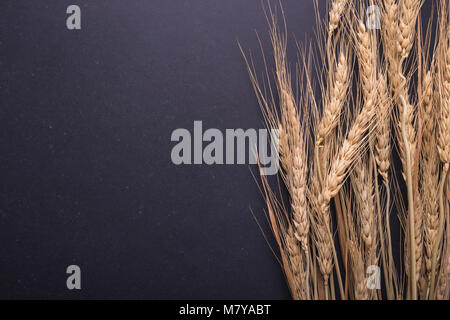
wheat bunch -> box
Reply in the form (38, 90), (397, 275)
(244, 0), (449, 300)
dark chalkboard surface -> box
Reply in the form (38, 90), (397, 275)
(0, 0), (433, 299)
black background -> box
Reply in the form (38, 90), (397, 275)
(0, 0), (322, 299)
(0, 0), (433, 299)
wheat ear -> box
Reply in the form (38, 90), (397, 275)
(421, 71), (440, 284)
(286, 225), (308, 299)
(329, 0), (349, 36)
(437, 46), (450, 166)
(348, 239), (370, 300)
(430, 3), (450, 298)
(376, 76), (392, 186)
(316, 50), (350, 148)
(398, 0), (422, 59)
(352, 160), (377, 268)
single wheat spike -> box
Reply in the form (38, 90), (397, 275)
(436, 245), (450, 300)
(398, 100), (417, 181)
(397, 0), (422, 59)
(347, 202), (370, 300)
(271, 19), (300, 158)
(394, 0), (421, 180)
(279, 75), (310, 257)
(286, 226), (307, 300)
(438, 44), (450, 165)
(375, 73), (397, 299)
(421, 71), (440, 280)
(356, 20), (377, 101)
(413, 194), (424, 286)
(314, 202), (333, 297)
(382, 0), (419, 181)
(352, 161), (377, 266)
(291, 144), (310, 254)
(381, 0), (399, 52)
(282, 88), (300, 142)
(329, 0), (349, 35)
(272, 23), (301, 188)
(349, 240), (370, 300)
(375, 75), (392, 186)
(316, 51), (350, 147)
(380, 0), (401, 93)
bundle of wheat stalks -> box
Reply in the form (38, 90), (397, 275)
(243, 0), (450, 300)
